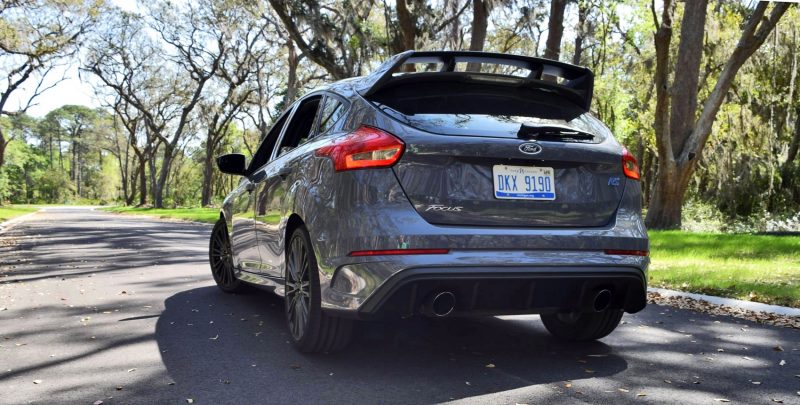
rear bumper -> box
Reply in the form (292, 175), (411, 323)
(362, 267), (646, 317)
(320, 250), (648, 319)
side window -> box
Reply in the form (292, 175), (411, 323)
(318, 96), (347, 135)
(247, 109), (291, 173)
(275, 95), (323, 157)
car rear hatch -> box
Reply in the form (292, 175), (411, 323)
(360, 51), (625, 228)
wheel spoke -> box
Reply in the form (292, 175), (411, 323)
(296, 298), (306, 337)
(287, 243), (300, 281)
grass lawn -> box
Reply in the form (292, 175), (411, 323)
(0, 206), (39, 222)
(101, 206), (220, 224)
(648, 231), (800, 308)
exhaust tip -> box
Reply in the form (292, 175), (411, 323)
(593, 289), (613, 312)
(428, 291), (456, 317)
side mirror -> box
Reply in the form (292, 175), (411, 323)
(216, 153), (247, 176)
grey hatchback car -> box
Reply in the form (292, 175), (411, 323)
(211, 51), (649, 353)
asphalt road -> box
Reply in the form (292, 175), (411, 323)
(1, 207), (798, 405)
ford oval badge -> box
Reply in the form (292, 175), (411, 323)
(519, 142), (543, 155)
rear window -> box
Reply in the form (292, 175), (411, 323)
(368, 80), (608, 142)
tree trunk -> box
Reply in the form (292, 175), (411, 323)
(573, 0), (588, 66)
(787, 108), (800, 164)
(148, 149), (157, 206)
(138, 157), (147, 206)
(201, 139), (214, 207)
(668, 0), (708, 158)
(76, 134), (82, 198)
(466, 0), (489, 72)
(154, 145), (175, 208)
(70, 133), (77, 182)
(0, 130), (6, 168)
(57, 131), (64, 171)
(647, 162), (693, 229)
(285, 41), (299, 105)
(544, 0), (568, 61)
(396, 0), (416, 51)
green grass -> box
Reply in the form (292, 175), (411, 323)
(0, 205), (39, 222)
(101, 206), (220, 224)
(648, 231), (800, 308)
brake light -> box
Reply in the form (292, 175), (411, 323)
(348, 248), (449, 257)
(315, 126), (405, 171)
(604, 249), (649, 256)
(622, 148), (640, 180)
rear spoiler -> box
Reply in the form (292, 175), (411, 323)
(356, 51), (594, 110)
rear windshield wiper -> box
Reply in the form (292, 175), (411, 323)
(517, 124), (595, 142)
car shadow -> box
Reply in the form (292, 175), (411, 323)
(155, 286), (628, 403)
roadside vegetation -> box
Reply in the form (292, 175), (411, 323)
(101, 207), (219, 224)
(649, 231), (800, 308)
(0, 205), (38, 222)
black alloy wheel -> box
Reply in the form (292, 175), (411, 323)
(285, 226), (353, 353)
(209, 219), (243, 293)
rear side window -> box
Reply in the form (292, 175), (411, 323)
(318, 96), (347, 135)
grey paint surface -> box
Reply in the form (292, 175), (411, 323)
(1, 208), (799, 404)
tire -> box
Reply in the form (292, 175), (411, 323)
(285, 225), (353, 353)
(540, 309), (624, 341)
(209, 219), (245, 293)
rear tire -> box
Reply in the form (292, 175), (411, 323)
(209, 219), (245, 293)
(285, 225), (353, 353)
(541, 309), (624, 341)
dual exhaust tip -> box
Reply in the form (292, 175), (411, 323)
(591, 289), (613, 312)
(419, 288), (613, 317)
(421, 291), (456, 317)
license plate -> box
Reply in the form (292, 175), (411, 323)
(492, 165), (556, 200)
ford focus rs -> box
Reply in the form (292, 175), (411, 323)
(210, 51), (649, 353)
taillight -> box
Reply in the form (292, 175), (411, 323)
(622, 148), (640, 180)
(604, 249), (649, 256)
(315, 125), (405, 171)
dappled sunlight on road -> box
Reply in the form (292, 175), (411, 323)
(1, 208), (798, 404)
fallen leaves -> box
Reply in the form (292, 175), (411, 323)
(715, 399), (730, 403)
(647, 292), (800, 329)
(779, 360), (786, 366)
(32, 380), (41, 384)
(773, 345), (784, 352)
(485, 363), (495, 368)
(209, 334), (219, 340)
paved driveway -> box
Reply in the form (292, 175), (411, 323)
(1, 207), (798, 404)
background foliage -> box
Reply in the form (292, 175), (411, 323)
(0, 0), (797, 230)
